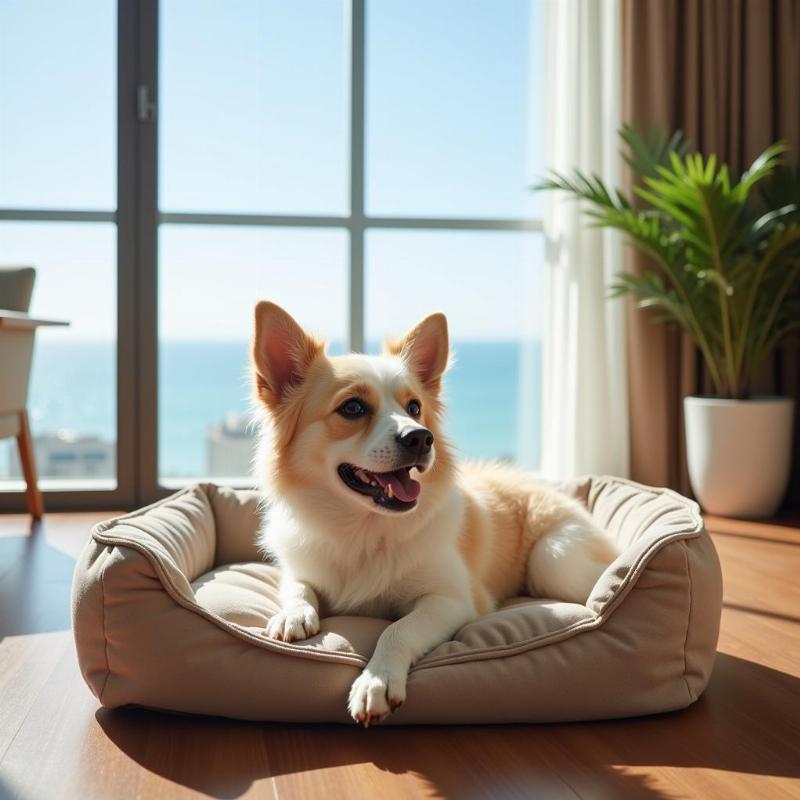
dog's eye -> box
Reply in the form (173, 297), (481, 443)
(407, 399), (421, 417)
(338, 398), (368, 419)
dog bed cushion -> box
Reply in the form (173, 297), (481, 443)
(71, 476), (722, 724)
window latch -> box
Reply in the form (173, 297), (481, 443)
(137, 85), (156, 123)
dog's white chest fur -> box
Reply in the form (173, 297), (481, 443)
(260, 491), (465, 618)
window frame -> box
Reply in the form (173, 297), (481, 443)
(0, 0), (542, 512)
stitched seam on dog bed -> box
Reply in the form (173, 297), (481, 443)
(98, 548), (112, 702)
(680, 540), (695, 703)
(413, 616), (603, 667)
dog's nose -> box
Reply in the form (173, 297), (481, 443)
(397, 427), (434, 457)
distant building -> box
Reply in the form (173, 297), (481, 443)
(206, 413), (255, 478)
(6, 432), (115, 480)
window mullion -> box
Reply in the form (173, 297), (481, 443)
(134, 0), (160, 505)
(348, 0), (366, 352)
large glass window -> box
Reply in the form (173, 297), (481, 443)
(0, 0), (543, 505)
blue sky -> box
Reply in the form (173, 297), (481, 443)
(0, 0), (544, 342)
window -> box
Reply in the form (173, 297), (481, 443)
(366, 231), (543, 463)
(0, 2), (116, 211)
(158, 225), (348, 481)
(0, 2), (117, 493)
(159, 1), (348, 215)
(0, 0), (543, 508)
(366, 0), (544, 219)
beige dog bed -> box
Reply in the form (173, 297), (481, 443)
(71, 476), (722, 724)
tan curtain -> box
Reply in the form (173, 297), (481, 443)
(622, 0), (800, 507)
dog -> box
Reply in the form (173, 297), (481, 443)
(251, 301), (619, 725)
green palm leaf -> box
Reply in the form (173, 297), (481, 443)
(536, 125), (800, 398)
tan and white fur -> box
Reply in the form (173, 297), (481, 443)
(251, 301), (618, 725)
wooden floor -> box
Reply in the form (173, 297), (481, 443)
(0, 511), (799, 800)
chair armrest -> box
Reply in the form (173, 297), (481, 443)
(0, 309), (70, 331)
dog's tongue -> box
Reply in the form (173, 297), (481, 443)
(375, 469), (421, 502)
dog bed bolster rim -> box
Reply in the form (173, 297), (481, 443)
(86, 479), (707, 671)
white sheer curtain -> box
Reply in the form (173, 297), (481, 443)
(538, 0), (629, 479)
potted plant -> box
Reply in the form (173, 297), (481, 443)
(538, 127), (800, 518)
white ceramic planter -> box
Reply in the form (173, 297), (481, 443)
(684, 396), (795, 519)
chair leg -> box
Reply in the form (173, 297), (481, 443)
(16, 409), (43, 520)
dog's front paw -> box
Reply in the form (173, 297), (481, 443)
(266, 605), (319, 642)
(348, 668), (407, 726)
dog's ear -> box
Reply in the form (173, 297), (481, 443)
(385, 312), (449, 392)
(252, 301), (324, 408)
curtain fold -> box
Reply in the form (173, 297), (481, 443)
(622, 0), (800, 505)
(540, 0), (629, 480)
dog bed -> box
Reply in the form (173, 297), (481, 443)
(71, 476), (722, 724)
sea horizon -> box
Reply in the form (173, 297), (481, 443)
(2, 338), (541, 480)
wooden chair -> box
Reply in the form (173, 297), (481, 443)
(0, 267), (68, 518)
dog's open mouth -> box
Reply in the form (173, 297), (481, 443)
(337, 463), (422, 512)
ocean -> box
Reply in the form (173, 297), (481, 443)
(7, 339), (541, 479)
